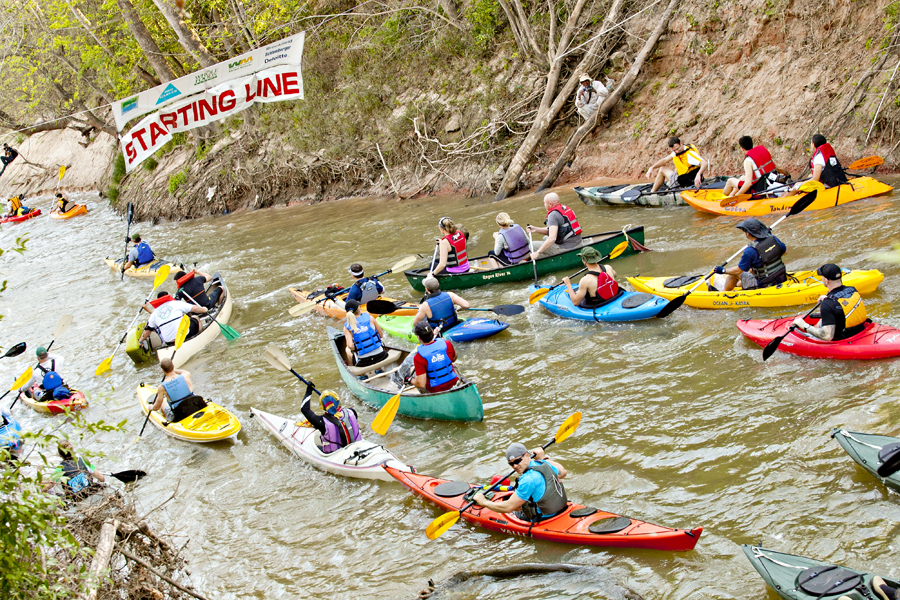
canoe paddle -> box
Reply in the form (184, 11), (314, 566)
(121, 202), (135, 280)
(264, 344), (323, 392)
(96, 264), (171, 375)
(180, 289), (240, 341)
(1, 367), (33, 406)
(1, 342), (26, 359)
(527, 225), (538, 283)
(528, 241), (628, 304)
(137, 315), (190, 439)
(655, 189), (818, 319)
(12, 313), (74, 408)
(761, 301), (823, 361)
(55, 165), (66, 193)
(425, 411), (582, 541)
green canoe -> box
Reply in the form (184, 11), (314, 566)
(832, 429), (900, 493)
(743, 544), (898, 600)
(403, 226), (645, 292)
(327, 327), (483, 422)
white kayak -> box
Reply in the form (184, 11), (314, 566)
(250, 408), (412, 481)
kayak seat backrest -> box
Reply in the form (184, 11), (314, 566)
(434, 480), (472, 497)
(588, 516), (632, 534)
(171, 395), (208, 423)
(664, 275), (703, 288)
(796, 566), (860, 596)
(877, 442), (900, 477)
(346, 348), (402, 377)
(621, 293), (656, 309)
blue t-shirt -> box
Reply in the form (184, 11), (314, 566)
(346, 278), (384, 303)
(514, 460), (559, 507)
(737, 236), (785, 272)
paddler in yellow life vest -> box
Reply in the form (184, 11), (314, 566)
(645, 137), (709, 193)
(52, 193), (77, 214)
(792, 263), (868, 341)
(4, 194), (27, 217)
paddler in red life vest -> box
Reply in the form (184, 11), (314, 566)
(412, 321), (459, 393)
(722, 136), (783, 198)
(300, 384), (360, 453)
(527, 192), (583, 261)
(782, 134), (849, 197)
(342, 299), (389, 368)
(413, 276), (470, 332)
(150, 358), (208, 422)
(792, 263), (868, 342)
(563, 246), (620, 308)
(488, 212), (531, 269)
(473, 442), (568, 523)
(432, 217), (470, 275)
(645, 136), (709, 193)
(123, 233), (156, 270)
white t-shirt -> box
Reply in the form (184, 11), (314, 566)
(28, 353), (65, 389)
(147, 300), (194, 342)
(812, 153), (826, 168)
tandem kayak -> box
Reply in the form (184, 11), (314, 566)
(1, 209), (41, 224)
(289, 287), (418, 319)
(575, 177), (728, 207)
(404, 227), (645, 292)
(682, 176), (893, 216)
(50, 204), (88, 219)
(627, 269), (884, 309)
(137, 383), (241, 443)
(20, 385), (89, 414)
(737, 317), (900, 360)
(528, 284), (669, 322)
(375, 314), (508, 342)
(250, 408), (412, 481)
(104, 257), (175, 279)
(743, 544), (899, 600)
(328, 327), (483, 422)
(386, 466), (702, 550)
(831, 429), (900, 493)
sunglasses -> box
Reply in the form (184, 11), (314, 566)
(508, 455), (526, 466)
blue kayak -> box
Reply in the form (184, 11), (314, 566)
(529, 284), (669, 322)
(0, 415), (23, 455)
(376, 314), (509, 342)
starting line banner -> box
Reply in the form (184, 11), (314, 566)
(121, 65), (303, 172)
(112, 31), (304, 131)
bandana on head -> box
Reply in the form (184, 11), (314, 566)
(321, 391), (341, 415)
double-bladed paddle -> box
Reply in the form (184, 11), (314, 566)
(655, 189), (818, 320)
(1, 368), (33, 406)
(1, 343), (26, 359)
(10, 315), (74, 409)
(264, 344), (322, 391)
(761, 301), (823, 361)
(364, 299), (523, 317)
(107, 469), (147, 483)
(719, 179), (821, 207)
(96, 264), (171, 375)
(846, 155), (883, 171)
(425, 411), (582, 541)
(137, 315), (190, 439)
(121, 202), (135, 280)
(180, 289), (240, 341)
(622, 184), (699, 203)
(528, 241), (629, 304)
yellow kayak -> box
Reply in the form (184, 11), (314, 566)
(105, 257), (175, 279)
(136, 383), (241, 443)
(627, 269), (884, 309)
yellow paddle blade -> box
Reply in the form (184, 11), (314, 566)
(57, 165), (66, 181)
(426, 510), (462, 540)
(174, 315), (191, 349)
(265, 344), (292, 371)
(608, 240), (629, 260)
(390, 255), (417, 273)
(152, 264), (171, 290)
(289, 300), (318, 317)
(528, 287), (550, 305)
(94, 356), (113, 376)
(370, 392), (402, 436)
(554, 411), (582, 445)
(847, 155), (883, 170)
(11, 367), (33, 391)
(798, 180), (825, 194)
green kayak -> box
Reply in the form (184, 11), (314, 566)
(743, 544), (898, 600)
(832, 429), (900, 493)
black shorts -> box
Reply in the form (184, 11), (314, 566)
(487, 250), (512, 266)
(355, 349), (389, 368)
(676, 169), (702, 188)
(187, 317), (201, 339)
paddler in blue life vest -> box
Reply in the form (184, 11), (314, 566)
(346, 263), (384, 304)
(22, 346), (69, 401)
(645, 137), (709, 193)
(413, 276), (469, 332)
(792, 263), (868, 341)
(563, 246), (620, 308)
(432, 217), (471, 275)
(473, 442), (568, 523)
(150, 358), (208, 422)
(123, 233), (155, 271)
(527, 192), (583, 261)
(300, 383), (360, 453)
(412, 321), (459, 393)
(342, 299), (389, 368)
(721, 136), (785, 197)
(782, 134), (849, 197)
(713, 218), (787, 291)
(488, 212), (532, 269)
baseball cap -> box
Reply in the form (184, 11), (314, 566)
(816, 263), (843, 280)
(131, 233), (141, 241)
(577, 247), (601, 262)
(36, 346), (47, 357)
(344, 299), (360, 313)
(505, 442), (528, 461)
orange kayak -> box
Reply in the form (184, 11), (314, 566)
(51, 204), (88, 219)
(682, 176), (893, 216)
(289, 287), (419, 319)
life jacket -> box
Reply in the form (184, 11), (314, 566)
(349, 313), (383, 358)
(425, 291), (459, 330)
(9, 196), (21, 214)
(60, 458), (92, 495)
(518, 460), (568, 522)
(161, 374), (192, 410)
(748, 235), (786, 288)
(581, 270), (620, 307)
(546, 205), (582, 244)
(499, 225), (531, 264)
(672, 144), (703, 175)
(443, 231), (469, 270)
(826, 286), (867, 333)
(134, 241), (154, 266)
(417, 338), (457, 389)
(320, 409), (361, 453)
(353, 278), (381, 305)
(149, 294), (174, 308)
(0, 417), (22, 451)
(36, 358), (57, 377)
(41, 370), (64, 391)
(746, 145), (776, 184)
(811, 143), (848, 188)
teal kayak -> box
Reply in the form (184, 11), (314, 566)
(376, 314), (508, 343)
(527, 284), (668, 322)
(832, 429), (900, 492)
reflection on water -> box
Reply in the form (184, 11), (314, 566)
(1, 177), (898, 599)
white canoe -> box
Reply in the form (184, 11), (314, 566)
(250, 408), (412, 481)
(157, 273), (234, 369)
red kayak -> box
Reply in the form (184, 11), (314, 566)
(385, 466), (702, 551)
(737, 317), (900, 360)
(0, 209), (42, 224)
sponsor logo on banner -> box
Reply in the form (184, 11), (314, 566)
(194, 70), (218, 85)
(228, 57), (253, 72)
(156, 84), (181, 105)
(122, 97), (138, 114)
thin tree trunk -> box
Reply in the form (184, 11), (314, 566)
(539, 0), (680, 190)
(436, 0), (467, 32)
(150, 0), (217, 68)
(0, 109), (70, 135)
(116, 0), (177, 82)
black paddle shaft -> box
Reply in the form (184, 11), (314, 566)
(762, 301), (822, 361)
(121, 203), (135, 280)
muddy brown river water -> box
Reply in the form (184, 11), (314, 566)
(2, 177), (899, 599)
